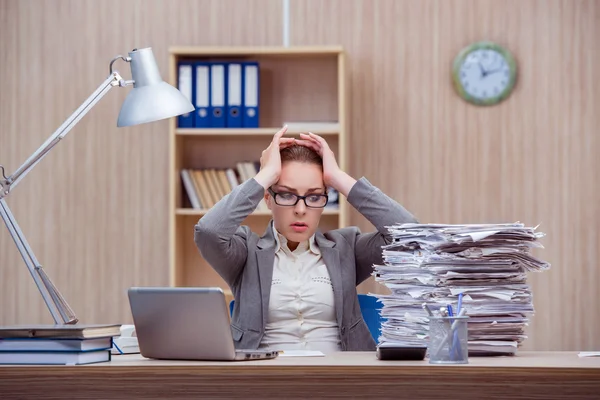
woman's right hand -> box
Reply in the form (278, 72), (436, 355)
(254, 126), (293, 189)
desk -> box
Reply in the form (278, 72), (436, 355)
(0, 351), (599, 399)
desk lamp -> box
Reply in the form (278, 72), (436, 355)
(0, 47), (194, 325)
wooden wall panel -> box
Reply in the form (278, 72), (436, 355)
(0, 0), (282, 325)
(291, 0), (600, 351)
(1, 0), (598, 352)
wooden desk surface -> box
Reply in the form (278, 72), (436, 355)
(1, 351), (599, 399)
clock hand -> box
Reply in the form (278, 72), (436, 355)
(483, 67), (504, 76)
(478, 62), (487, 78)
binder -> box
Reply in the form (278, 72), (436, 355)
(242, 62), (259, 128)
(209, 63), (227, 127)
(193, 62), (211, 128)
(226, 63), (243, 128)
(177, 62), (195, 128)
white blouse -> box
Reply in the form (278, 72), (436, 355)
(259, 224), (341, 353)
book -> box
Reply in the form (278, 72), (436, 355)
(181, 169), (202, 209)
(0, 349), (111, 365)
(111, 336), (140, 355)
(0, 336), (112, 352)
(217, 169), (232, 195)
(192, 169), (212, 209)
(0, 324), (121, 339)
(225, 168), (240, 189)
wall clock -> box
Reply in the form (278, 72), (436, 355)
(452, 41), (517, 106)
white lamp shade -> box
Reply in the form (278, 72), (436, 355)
(117, 48), (194, 127)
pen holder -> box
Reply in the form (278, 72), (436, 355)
(428, 316), (469, 364)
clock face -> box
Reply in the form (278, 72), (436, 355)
(452, 42), (517, 105)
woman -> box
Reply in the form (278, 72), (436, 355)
(194, 126), (417, 352)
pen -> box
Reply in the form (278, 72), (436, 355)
(450, 307), (467, 358)
(446, 304), (455, 358)
(450, 307), (467, 330)
(422, 303), (434, 317)
(432, 307), (467, 360)
(454, 294), (464, 360)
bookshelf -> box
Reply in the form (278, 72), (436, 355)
(168, 46), (348, 301)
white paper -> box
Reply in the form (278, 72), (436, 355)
(578, 351), (600, 357)
(466, 230), (500, 242)
(371, 222), (549, 354)
(278, 350), (325, 357)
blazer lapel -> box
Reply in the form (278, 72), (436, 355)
(316, 233), (344, 329)
(256, 223), (276, 329)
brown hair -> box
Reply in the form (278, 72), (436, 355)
(280, 144), (323, 168)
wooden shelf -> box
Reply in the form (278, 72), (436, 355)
(176, 128), (339, 137)
(168, 46), (347, 291)
(176, 208), (341, 216)
(170, 45), (343, 57)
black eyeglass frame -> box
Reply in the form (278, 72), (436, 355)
(267, 187), (329, 208)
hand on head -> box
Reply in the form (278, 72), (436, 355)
(294, 132), (341, 188)
(254, 126), (345, 191)
(254, 126), (293, 188)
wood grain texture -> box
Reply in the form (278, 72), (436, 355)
(0, 352), (599, 399)
(0, 0), (282, 325)
(291, 0), (600, 351)
(1, 0), (598, 353)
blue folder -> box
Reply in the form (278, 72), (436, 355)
(193, 62), (211, 128)
(242, 62), (259, 128)
(176, 62), (195, 128)
(209, 63), (227, 128)
(226, 62), (243, 128)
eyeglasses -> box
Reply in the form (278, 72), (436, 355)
(267, 187), (328, 208)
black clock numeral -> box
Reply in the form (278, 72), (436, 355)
(504, 70), (510, 77)
(494, 87), (499, 94)
(501, 80), (506, 86)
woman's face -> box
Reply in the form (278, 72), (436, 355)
(265, 161), (326, 247)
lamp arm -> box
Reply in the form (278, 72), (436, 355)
(0, 198), (77, 324)
(0, 67), (130, 325)
(0, 72), (124, 198)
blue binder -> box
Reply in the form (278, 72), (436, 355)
(209, 63), (227, 128)
(226, 63), (243, 128)
(177, 62), (195, 128)
(242, 62), (259, 128)
(193, 62), (211, 128)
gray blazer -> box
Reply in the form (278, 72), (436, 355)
(194, 177), (417, 351)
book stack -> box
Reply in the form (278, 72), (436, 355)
(0, 324), (121, 365)
(181, 160), (268, 211)
(371, 223), (550, 356)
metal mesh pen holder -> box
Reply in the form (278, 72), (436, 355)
(428, 316), (469, 364)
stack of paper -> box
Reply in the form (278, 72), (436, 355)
(372, 222), (550, 356)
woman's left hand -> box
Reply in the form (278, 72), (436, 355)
(295, 132), (357, 196)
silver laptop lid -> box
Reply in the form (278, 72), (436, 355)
(128, 287), (236, 361)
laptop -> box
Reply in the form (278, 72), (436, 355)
(127, 287), (279, 361)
